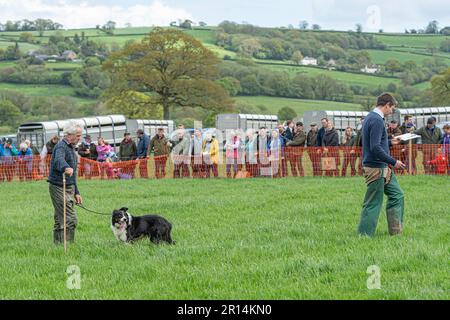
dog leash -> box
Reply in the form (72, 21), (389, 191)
(76, 203), (111, 216)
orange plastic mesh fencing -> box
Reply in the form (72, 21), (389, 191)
(1, 145), (449, 183)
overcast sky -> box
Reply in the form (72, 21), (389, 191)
(0, 0), (448, 32)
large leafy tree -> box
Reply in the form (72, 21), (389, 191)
(103, 28), (233, 120)
(431, 68), (450, 106)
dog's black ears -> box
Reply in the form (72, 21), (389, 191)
(120, 207), (129, 212)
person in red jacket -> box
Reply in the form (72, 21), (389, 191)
(426, 147), (447, 175)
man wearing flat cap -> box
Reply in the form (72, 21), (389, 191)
(414, 117), (442, 174)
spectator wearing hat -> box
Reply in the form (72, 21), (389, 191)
(78, 135), (98, 179)
(0, 138), (18, 182)
(307, 123), (320, 176)
(137, 129), (150, 178)
(150, 128), (170, 179)
(414, 117), (442, 174)
(286, 122), (306, 177)
(119, 133), (137, 161)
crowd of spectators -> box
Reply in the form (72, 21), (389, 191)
(1, 116), (450, 181)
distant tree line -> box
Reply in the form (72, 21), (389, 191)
(215, 21), (385, 65)
(0, 19), (63, 36)
(404, 21), (450, 35)
(0, 89), (107, 134)
(217, 60), (433, 108)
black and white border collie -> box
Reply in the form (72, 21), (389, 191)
(111, 207), (175, 245)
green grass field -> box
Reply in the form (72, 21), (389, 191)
(259, 63), (402, 87)
(374, 34), (449, 49)
(0, 83), (95, 105)
(234, 96), (362, 115)
(366, 49), (450, 65)
(0, 176), (448, 299)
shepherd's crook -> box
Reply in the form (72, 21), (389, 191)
(63, 173), (67, 254)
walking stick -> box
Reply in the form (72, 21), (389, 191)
(408, 139), (412, 175)
(63, 172), (67, 254)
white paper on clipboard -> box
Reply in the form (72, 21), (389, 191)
(396, 133), (421, 141)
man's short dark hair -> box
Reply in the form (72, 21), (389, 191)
(259, 126), (266, 130)
(321, 118), (328, 122)
(136, 129), (144, 134)
(296, 122), (303, 127)
(377, 93), (398, 107)
(390, 120), (398, 124)
(286, 120), (292, 126)
(404, 115), (412, 121)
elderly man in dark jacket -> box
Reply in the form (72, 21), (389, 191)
(414, 117), (443, 174)
(78, 135), (98, 179)
(48, 122), (83, 245)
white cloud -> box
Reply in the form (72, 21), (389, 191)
(0, 0), (194, 28)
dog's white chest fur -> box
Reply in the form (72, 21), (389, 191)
(111, 225), (127, 242)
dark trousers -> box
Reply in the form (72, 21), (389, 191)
(139, 158), (149, 178)
(341, 153), (357, 177)
(204, 163), (218, 178)
(174, 163), (190, 178)
(154, 156), (168, 179)
(288, 153), (304, 177)
(358, 171), (404, 236)
(49, 183), (77, 231)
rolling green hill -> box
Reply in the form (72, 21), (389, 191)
(234, 96), (362, 116)
(1, 26), (448, 125)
